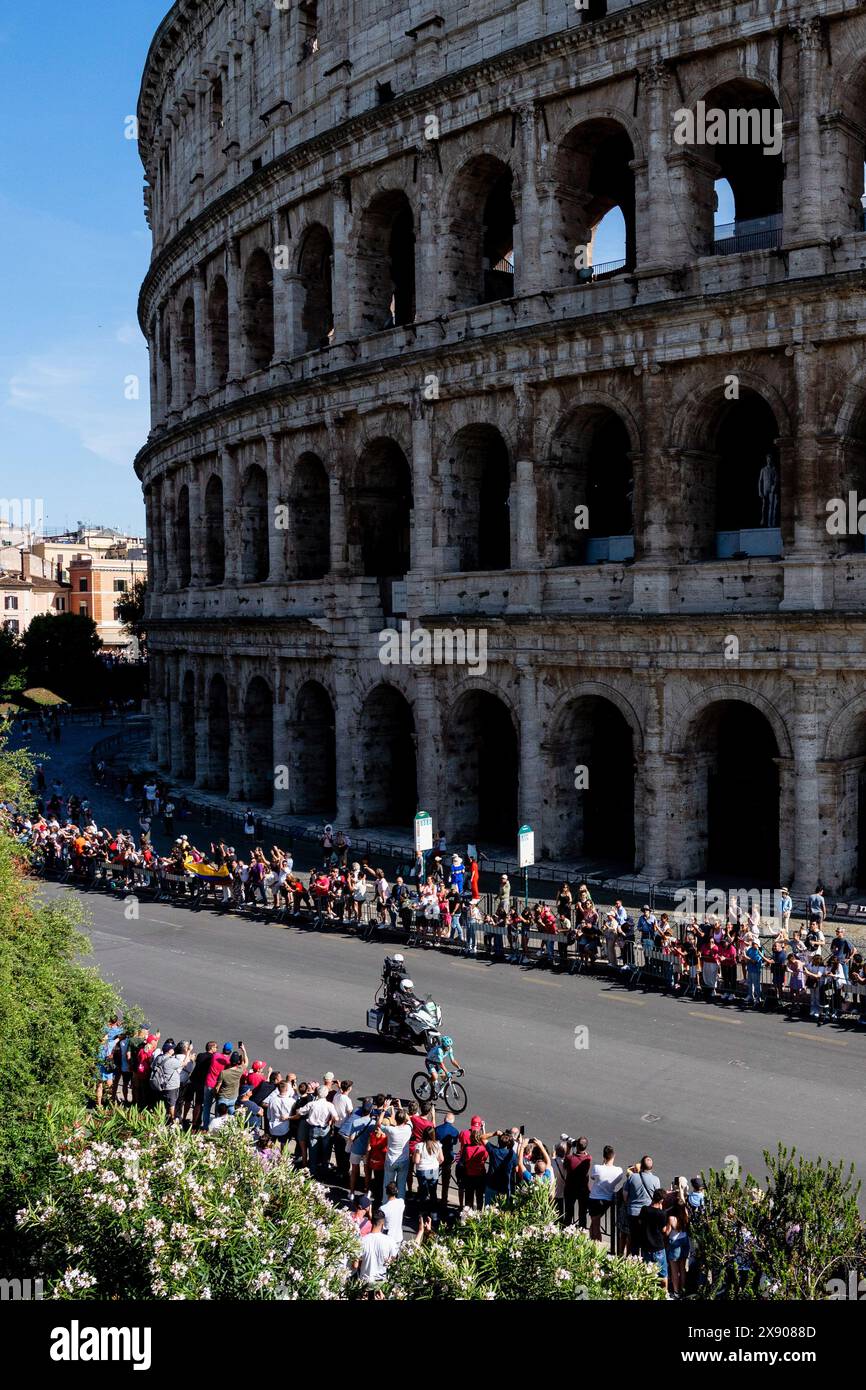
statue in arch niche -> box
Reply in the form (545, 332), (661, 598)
(758, 453), (780, 527)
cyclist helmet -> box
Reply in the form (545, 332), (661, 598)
(441, 1035), (453, 1048)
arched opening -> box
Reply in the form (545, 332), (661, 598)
(293, 680), (336, 814)
(290, 453), (330, 580)
(240, 464), (270, 582)
(298, 224), (334, 350)
(208, 674), (230, 791)
(242, 248), (274, 372)
(682, 701), (780, 882)
(546, 696), (635, 867)
(208, 276), (229, 388)
(179, 297), (196, 402)
(446, 425), (511, 572)
(356, 191), (416, 333)
(444, 155), (517, 310)
(554, 119), (636, 284)
(203, 474), (225, 585)
(351, 439), (412, 579)
(683, 388), (782, 560)
(698, 80), (784, 254)
(243, 676), (274, 807)
(180, 670), (196, 780)
(357, 686), (418, 826)
(446, 691), (519, 844)
(543, 406), (633, 566)
(175, 484), (191, 588)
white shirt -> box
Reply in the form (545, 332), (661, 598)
(380, 1196), (405, 1245)
(266, 1092), (294, 1137)
(332, 1092), (354, 1124)
(358, 1232), (394, 1283)
(299, 1097), (338, 1129)
(589, 1162), (625, 1201)
(385, 1123), (412, 1162)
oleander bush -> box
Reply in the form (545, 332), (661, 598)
(696, 1144), (866, 1300)
(15, 1107), (360, 1300)
(384, 1184), (666, 1301)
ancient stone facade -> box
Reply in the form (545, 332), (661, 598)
(136, 0), (866, 892)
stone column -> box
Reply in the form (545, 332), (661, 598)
(155, 657), (171, 770)
(272, 663), (292, 815)
(326, 420), (351, 575)
(636, 681), (671, 880)
(167, 658), (184, 779)
(792, 18), (824, 245)
(186, 467), (204, 588)
(515, 104), (542, 296)
(265, 434), (284, 582)
(630, 367), (677, 612)
(413, 672), (440, 829)
(163, 473), (179, 591)
(192, 264), (207, 401)
(333, 668), (355, 826)
(330, 178), (352, 342)
(415, 144), (439, 321)
(221, 447), (241, 587)
(271, 212), (293, 364)
(517, 659), (540, 849)
(284, 272), (306, 358)
(148, 319), (161, 426)
(636, 62), (675, 272)
(513, 376), (539, 570)
(781, 343), (828, 609)
(410, 396), (435, 577)
(194, 661), (210, 789)
(167, 302), (183, 420)
(227, 662), (244, 801)
(225, 237), (243, 390)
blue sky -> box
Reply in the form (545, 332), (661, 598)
(0, 1), (169, 536)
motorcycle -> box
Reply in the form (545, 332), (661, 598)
(370, 994), (443, 1050)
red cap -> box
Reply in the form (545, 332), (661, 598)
(252, 1060), (265, 1071)
(470, 1115), (484, 1129)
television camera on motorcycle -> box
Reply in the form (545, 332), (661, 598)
(367, 953), (443, 1050)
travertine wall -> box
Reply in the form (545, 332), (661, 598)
(136, 0), (866, 892)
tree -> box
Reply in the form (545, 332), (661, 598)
(696, 1144), (866, 1299)
(115, 577), (148, 655)
(0, 624), (23, 688)
(0, 731), (120, 1234)
(21, 612), (102, 704)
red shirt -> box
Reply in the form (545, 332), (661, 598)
(368, 1131), (388, 1171)
(206, 1053), (230, 1089)
(409, 1115), (432, 1151)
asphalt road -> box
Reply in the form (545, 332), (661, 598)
(41, 878), (866, 1195)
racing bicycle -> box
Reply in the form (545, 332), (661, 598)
(410, 1066), (468, 1113)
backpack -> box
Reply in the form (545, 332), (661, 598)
(150, 1055), (172, 1094)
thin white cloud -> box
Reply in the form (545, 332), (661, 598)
(6, 335), (149, 468)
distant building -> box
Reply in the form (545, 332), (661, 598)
(0, 551), (67, 636)
(67, 546), (148, 655)
(32, 526), (147, 586)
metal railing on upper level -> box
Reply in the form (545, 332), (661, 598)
(712, 214), (782, 255)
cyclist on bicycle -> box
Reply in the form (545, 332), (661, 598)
(425, 1034), (461, 1089)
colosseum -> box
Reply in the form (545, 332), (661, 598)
(135, 0), (866, 895)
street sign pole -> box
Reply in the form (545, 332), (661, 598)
(518, 823), (534, 908)
(414, 810), (433, 886)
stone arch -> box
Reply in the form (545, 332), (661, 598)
(291, 679), (336, 814)
(242, 246), (274, 372)
(820, 690), (866, 891)
(540, 401), (636, 566)
(667, 684), (793, 759)
(444, 685), (519, 844)
(544, 691), (638, 866)
(207, 672), (230, 791)
(240, 461), (270, 583)
(349, 437), (413, 579)
(297, 223), (334, 350)
(551, 117), (637, 286)
(356, 683), (418, 826)
(290, 452), (330, 580)
(441, 151), (518, 310)
(671, 379), (790, 560)
(442, 423), (512, 572)
(203, 473), (225, 585)
(242, 674), (274, 807)
(355, 189), (416, 333)
(670, 692), (784, 883)
(207, 275), (229, 388)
